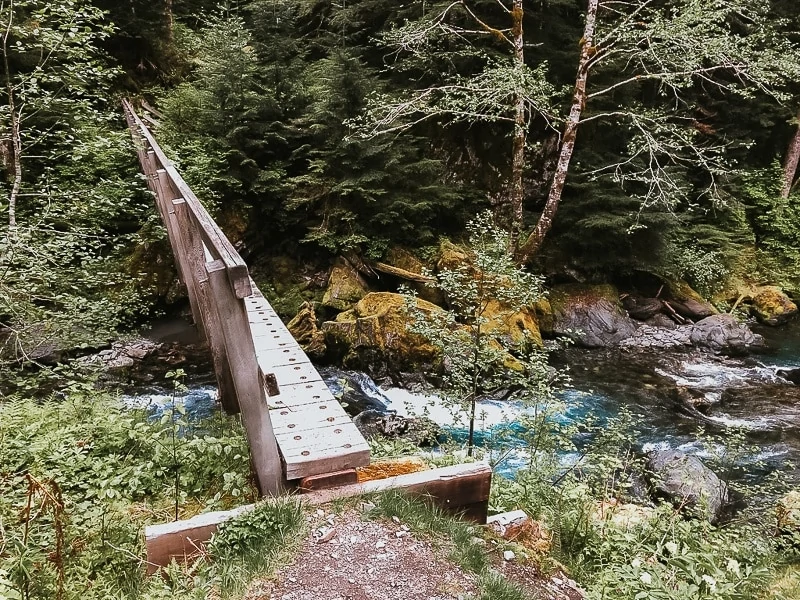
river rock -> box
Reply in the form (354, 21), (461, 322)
(321, 258), (370, 311)
(287, 302), (327, 360)
(665, 280), (718, 321)
(80, 338), (162, 369)
(777, 368), (800, 385)
(619, 323), (691, 349)
(645, 313), (679, 329)
(647, 449), (729, 522)
(322, 292), (442, 370)
(622, 295), (664, 321)
(352, 409), (439, 445)
(688, 314), (762, 355)
(750, 286), (798, 326)
(549, 284), (636, 347)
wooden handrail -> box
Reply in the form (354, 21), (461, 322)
(123, 98), (283, 494)
(122, 99), (252, 299)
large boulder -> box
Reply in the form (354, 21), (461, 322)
(549, 284), (636, 347)
(689, 314), (762, 355)
(751, 286), (797, 326)
(321, 258), (370, 311)
(647, 449), (729, 522)
(482, 299), (543, 348)
(665, 280), (718, 322)
(322, 292), (442, 370)
(287, 302), (327, 360)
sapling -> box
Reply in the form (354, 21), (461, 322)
(403, 211), (551, 456)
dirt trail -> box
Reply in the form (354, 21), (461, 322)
(243, 509), (583, 600)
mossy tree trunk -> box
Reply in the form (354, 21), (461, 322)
(782, 108), (800, 199)
(516, 0), (598, 264)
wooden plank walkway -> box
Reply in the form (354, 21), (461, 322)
(245, 292), (370, 480)
(122, 99), (369, 490)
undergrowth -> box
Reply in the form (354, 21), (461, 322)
(0, 387), (255, 600)
(207, 498), (306, 598)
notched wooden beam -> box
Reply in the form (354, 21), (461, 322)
(144, 463), (492, 572)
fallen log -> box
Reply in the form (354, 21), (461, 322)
(371, 261), (435, 283)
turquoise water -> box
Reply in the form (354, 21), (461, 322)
(374, 335), (800, 484)
(128, 319), (800, 487)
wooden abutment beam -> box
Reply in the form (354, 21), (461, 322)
(144, 463), (491, 573)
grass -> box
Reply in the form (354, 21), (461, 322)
(366, 490), (534, 600)
(767, 564), (800, 600)
(206, 497), (307, 599)
(135, 498), (307, 600)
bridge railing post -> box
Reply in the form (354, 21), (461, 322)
(171, 199), (238, 414)
(205, 259), (284, 494)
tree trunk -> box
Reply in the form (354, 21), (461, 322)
(2, 10), (20, 233)
(164, 0), (174, 44)
(517, 0), (599, 264)
(781, 109), (800, 199)
(508, 0), (526, 254)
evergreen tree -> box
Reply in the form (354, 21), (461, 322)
(287, 50), (465, 256)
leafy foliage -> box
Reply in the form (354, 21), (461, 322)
(0, 387), (255, 599)
(404, 212), (551, 454)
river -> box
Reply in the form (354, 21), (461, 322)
(124, 318), (800, 489)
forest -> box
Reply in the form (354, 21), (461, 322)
(1, 1), (800, 599)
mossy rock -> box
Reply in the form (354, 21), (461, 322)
(386, 247), (428, 274)
(665, 279), (718, 321)
(437, 239), (469, 271)
(482, 298), (543, 348)
(532, 298), (554, 335)
(549, 284), (636, 347)
(751, 286), (798, 326)
(286, 302), (326, 360)
(322, 258), (370, 312)
(322, 292), (442, 370)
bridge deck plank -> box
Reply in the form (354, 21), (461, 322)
(245, 292), (369, 480)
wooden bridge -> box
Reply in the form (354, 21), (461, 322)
(123, 100), (492, 571)
(122, 99), (370, 493)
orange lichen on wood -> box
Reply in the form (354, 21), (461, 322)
(356, 457), (429, 483)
